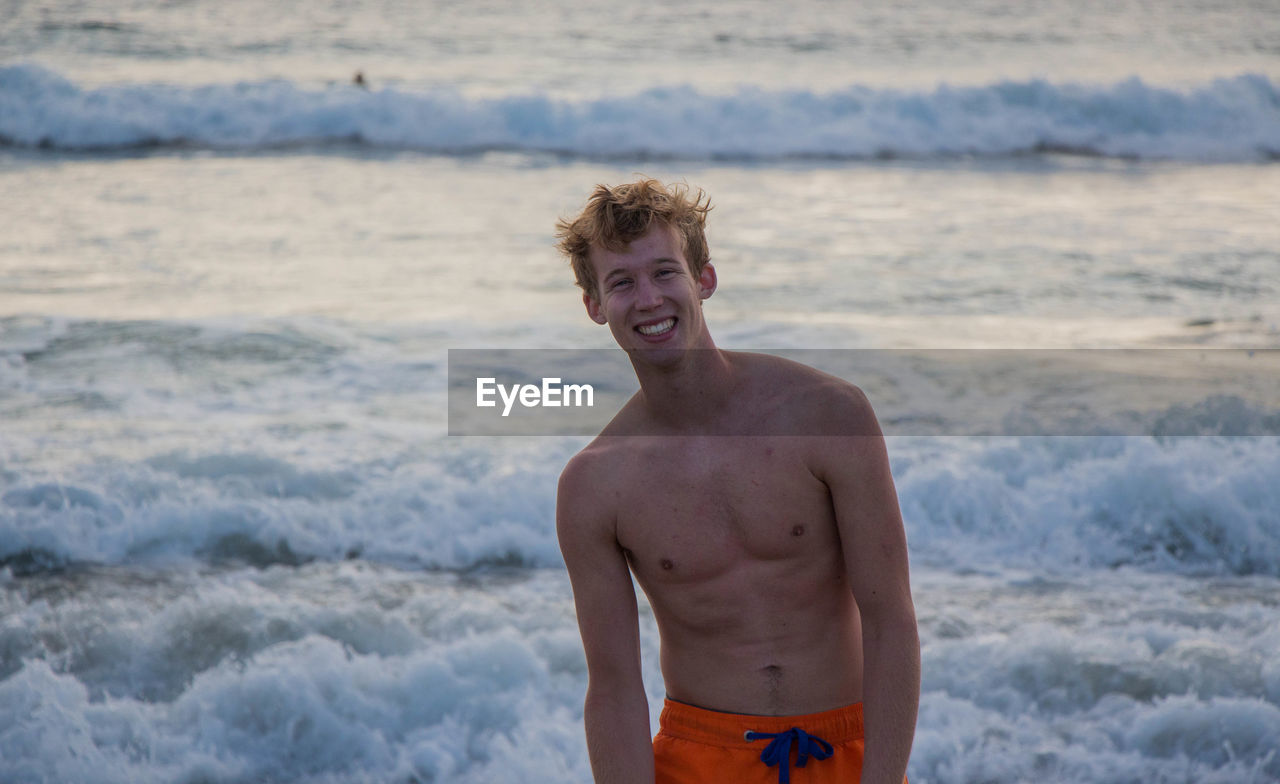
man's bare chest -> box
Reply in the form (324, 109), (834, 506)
(611, 440), (839, 580)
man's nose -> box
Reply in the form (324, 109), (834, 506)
(635, 276), (663, 309)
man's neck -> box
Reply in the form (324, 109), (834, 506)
(628, 341), (736, 432)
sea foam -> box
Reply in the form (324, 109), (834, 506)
(896, 436), (1280, 576)
(0, 567), (596, 784)
(4, 319), (1279, 578)
(2, 64), (1277, 161)
(3, 435), (1279, 578)
(3, 565), (1277, 783)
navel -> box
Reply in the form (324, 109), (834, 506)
(791, 524), (805, 537)
(660, 558), (674, 571)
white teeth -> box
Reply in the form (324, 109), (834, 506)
(637, 318), (675, 336)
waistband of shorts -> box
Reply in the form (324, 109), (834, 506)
(657, 699), (865, 748)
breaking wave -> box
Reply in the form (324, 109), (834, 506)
(3, 64), (1277, 161)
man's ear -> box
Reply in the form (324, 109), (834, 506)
(583, 291), (608, 324)
(697, 262), (718, 300)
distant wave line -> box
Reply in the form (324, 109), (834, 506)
(2, 63), (1277, 161)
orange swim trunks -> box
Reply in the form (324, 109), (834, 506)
(654, 699), (890, 784)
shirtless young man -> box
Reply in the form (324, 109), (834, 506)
(554, 180), (919, 784)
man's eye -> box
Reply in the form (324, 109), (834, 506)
(656, 269), (677, 278)
(610, 279), (632, 290)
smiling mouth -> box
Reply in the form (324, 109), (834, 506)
(636, 317), (676, 336)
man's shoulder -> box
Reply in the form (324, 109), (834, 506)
(735, 350), (862, 390)
(732, 351), (879, 436)
(558, 439), (607, 491)
(557, 435), (631, 511)
(557, 448), (607, 541)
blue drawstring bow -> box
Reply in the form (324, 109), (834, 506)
(744, 727), (835, 784)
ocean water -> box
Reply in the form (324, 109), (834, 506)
(2, 1), (1280, 782)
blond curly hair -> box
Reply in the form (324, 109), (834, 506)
(555, 179), (712, 298)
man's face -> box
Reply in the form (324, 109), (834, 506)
(583, 222), (717, 357)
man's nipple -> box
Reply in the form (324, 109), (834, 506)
(660, 558), (674, 570)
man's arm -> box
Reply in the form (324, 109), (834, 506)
(818, 387), (920, 784)
(557, 451), (654, 784)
